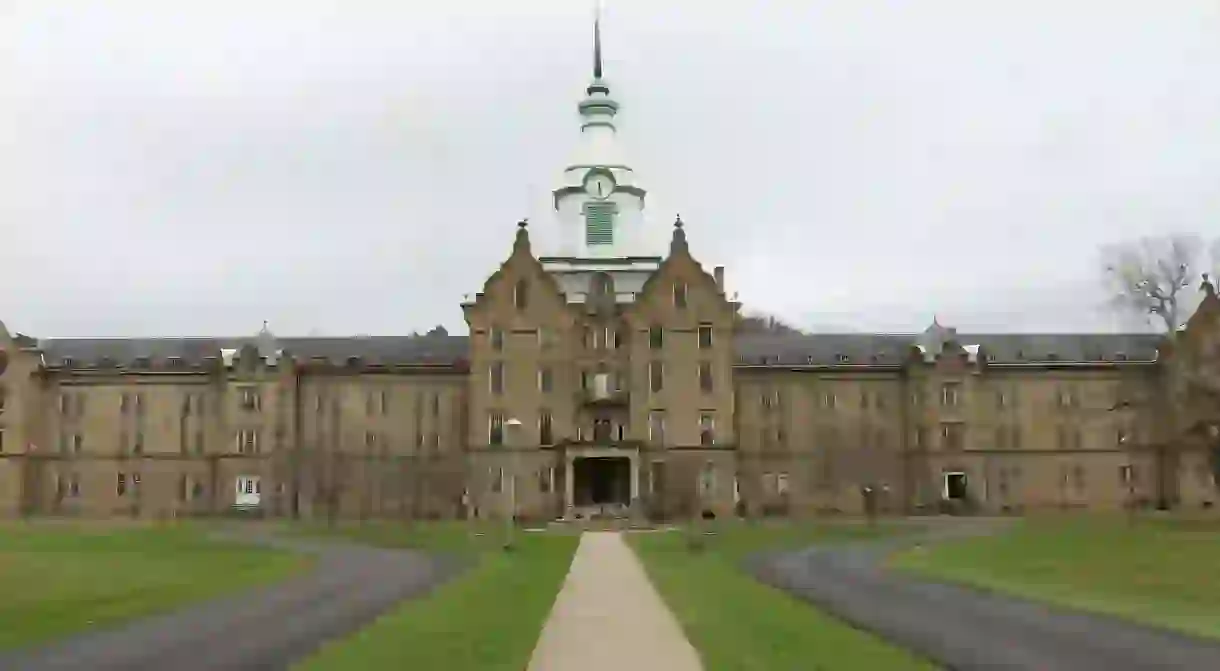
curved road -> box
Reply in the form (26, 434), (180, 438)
(749, 522), (1220, 671)
(0, 530), (461, 671)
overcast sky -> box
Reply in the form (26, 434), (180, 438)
(2, 0), (1218, 338)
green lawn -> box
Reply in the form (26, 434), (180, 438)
(295, 522), (578, 671)
(629, 521), (937, 671)
(0, 522), (309, 651)
(890, 514), (1220, 640)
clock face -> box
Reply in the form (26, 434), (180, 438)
(583, 171), (615, 199)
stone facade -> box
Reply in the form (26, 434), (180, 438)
(2, 225), (1218, 522)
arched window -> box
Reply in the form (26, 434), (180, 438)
(513, 279), (529, 311)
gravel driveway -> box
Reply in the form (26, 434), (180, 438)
(0, 529), (462, 671)
(748, 521), (1220, 671)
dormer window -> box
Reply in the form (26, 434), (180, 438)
(673, 282), (688, 309)
(837, 354), (850, 363)
(513, 279), (529, 311)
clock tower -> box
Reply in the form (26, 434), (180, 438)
(552, 10), (648, 258)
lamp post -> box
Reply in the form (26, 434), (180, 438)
(504, 418), (523, 551)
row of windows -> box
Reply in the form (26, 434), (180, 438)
(488, 361), (718, 395)
(760, 383), (1126, 413)
(486, 410), (717, 446)
(487, 323), (716, 352)
(52, 388), (445, 420)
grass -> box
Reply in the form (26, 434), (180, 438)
(0, 521), (309, 651)
(890, 514), (1220, 640)
(295, 521), (579, 671)
(629, 520), (937, 671)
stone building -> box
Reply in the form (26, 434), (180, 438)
(2, 21), (1217, 521)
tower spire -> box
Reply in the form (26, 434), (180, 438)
(593, 1), (603, 79)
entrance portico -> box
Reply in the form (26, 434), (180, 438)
(564, 445), (640, 517)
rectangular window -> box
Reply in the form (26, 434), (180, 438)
(648, 326), (664, 350)
(120, 392), (130, 414)
(698, 362), (714, 393)
(133, 432), (144, 455)
(237, 429), (259, 454)
(490, 362), (504, 395)
(941, 383), (961, 407)
(699, 413), (715, 446)
(116, 473), (127, 497)
(649, 361), (664, 393)
(488, 412), (504, 446)
(380, 390), (390, 415)
(673, 282), (688, 308)
(1010, 426), (1022, 449)
(648, 411), (666, 445)
(240, 387), (261, 411)
(822, 391), (837, 409)
(513, 280), (529, 311)
(135, 393), (145, 417)
(490, 327), (504, 352)
(195, 431), (205, 455)
(538, 367), (553, 393)
(698, 324), (713, 349)
(583, 201), (617, 246)
(366, 392), (377, 416)
(73, 434), (83, 453)
(539, 411), (554, 445)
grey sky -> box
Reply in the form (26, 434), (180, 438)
(2, 0), (1218, 337)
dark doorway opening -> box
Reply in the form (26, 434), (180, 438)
(944, 472), (968, 500)
(573, 457), (631, 506)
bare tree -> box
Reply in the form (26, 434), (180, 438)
(1102, 234), (1220, 506)
(1101, 234), (1206, 332)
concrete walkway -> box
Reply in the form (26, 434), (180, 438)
(528, 531), (703, 671)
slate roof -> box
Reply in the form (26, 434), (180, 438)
(733, 333), (1162, 365)
(37, 335), (470, 368)
(32, 331), (1161, 368)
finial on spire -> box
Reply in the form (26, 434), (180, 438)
(514, 217), (531, 252)
(670, 214), (688, 254)
(1203, 272), (1216, 298)
(593, 0), (604, 80)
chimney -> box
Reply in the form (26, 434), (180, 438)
(713, 266), (725, 291)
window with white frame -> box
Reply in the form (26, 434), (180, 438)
(235, 475), (262, 506)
